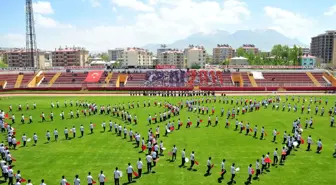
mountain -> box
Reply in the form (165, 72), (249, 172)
(142, 29), (306, 54)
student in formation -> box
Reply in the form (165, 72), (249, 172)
(33, 133), (38, 146)
(189, 151), (195, 169)
(74, 175), (80, 185)
(64, 127), (69, 140)
(114, 167), (121, 185)
(146, 154), (153, 173)
(40, 179), (46, 185)
(273, 148), (278, 165)
(307, 135), (312, 151)
(54, 129), (59, 142)
(230, 163), (236, 184)
(181, 149), (186, 167)
(46, 131), (50, 143)
(72, 126), (76, 138)
(80, 125), (84, 137)
(316, 139), (323, 153)
(98, 171), (105, 185)
(8, 166), (14, 185)
(60, 176), (67, 185)
(171, 145), (177, 162)
(137, 158), (143, 178)
(220, 159), (226, 179)
(22, 134), (27, 147)
(127, 163), (133, 183)
(255, 159), (260, 179)
(26, 179), (32, 185)
(246, 164), (253, 184)
(206, 157), (212, 175)
(87, 172), (93, 185)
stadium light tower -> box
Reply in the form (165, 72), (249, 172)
(26, 0), (38, 68)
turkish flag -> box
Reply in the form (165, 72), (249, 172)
(195, 161), (199, 165)
(16, 141), (21, 145)
(141, 145), (147, 151)
(5, 113), (9, 119)
(21, 178), (27, 183)
(300, 138), (304, 144)
(249, 128), (253, 132)
(92, 180), (97, 184)
(84, 71), (104, 83)
(11, 157), (16, 161)
(66, 182), (70, 185)
(200, 119), (203, 123)
(133, 171), (139, 177)
(251, 168), (255, 174)
(211, 164), (214, 168)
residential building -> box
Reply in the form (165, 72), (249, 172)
(108, 48), (124, 61)
(51, 46), (89, 67)
(158, 49), (184, 68)
(185, 45), (206, 68)
(157, 45), (172, 56)
(333, 37), (336, 67)
(212, 44), (234, 64)
(240, 44), (259, 55)
(122, 47), (153, 66)
(301, 47), (310, 55)
(6, 49), (45, 68)
(310, 30), (336, 63)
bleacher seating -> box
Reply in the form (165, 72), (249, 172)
(241, 73), (252, 87)
(255, 72), (316, 87)
(40, 72), (57, 86)
(312, 72), (328, 86)
(0, 73), (19, 88)
(20, 73), (35, 87)
(126, 73), (146, 87)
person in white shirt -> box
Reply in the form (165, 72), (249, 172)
(33, 133), (38, 146)
(220, 159), (226, 179)
(8, 167), (14, 185)
(307, 135), (312, 151)
(317, 139), (323, 153)
(89, 123), (94, 134)
(80, 125), (84, 137)
(180, 149), (186, 167)
(2, 162), (9, 181)
(72, 126), (76, 139)
(87, 172), (93, 185)
(230, 163), (236, 184)
(146, 154), (153, 173)
(206, 157), (212, 174)
(172, 145), (177, 161)
(247, 164), (253, 184)
(113, 167), (121, 185)
(98, 171), (105, 185)
(14, 179), (21, 185)
(12, 136), (17, 150)
(60, 176), (67, 185)
(137, 158), (143, 178)
(73, 175), (80, 185)
(64, 127), (69, 140)
(273, 148), (278, 165)
(40, 179), (46, 185)
(102, 122), (106, 132)
(15, 170), (21, 182)
(126, 163), (133, 183)
(26, 179), (32, 185)
(54, 129), (59, 142)
(189, 151), (195, 169)
(46, 131), (51, 143)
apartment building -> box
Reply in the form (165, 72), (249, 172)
(185, 45), (206, 68)
(6, 49), (45, 68)
(158, 49), (184, 68)
(241, 44), (259, 55)
(301, 47), (310, 55)
(108, 48), (124, 61)
(122, 47), (153, 66)
(52, 47), (89, 67)
(310, 30), (336, 63)
(212, 44), (234, 64)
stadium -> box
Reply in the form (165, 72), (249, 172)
(1, 0), (336, 185)
(0, 66), (336, 185)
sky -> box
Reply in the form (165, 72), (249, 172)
(0, 0), (335, 51)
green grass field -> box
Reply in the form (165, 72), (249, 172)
(0, 95), (336, 185)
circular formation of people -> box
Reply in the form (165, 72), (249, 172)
(0, 91), (335, 185)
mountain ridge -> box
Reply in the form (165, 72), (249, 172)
(142, 29), (306, 54)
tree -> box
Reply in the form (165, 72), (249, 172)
(99, 53), (109, 62)
(236, 48), (246, 57)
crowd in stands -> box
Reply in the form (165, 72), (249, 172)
(144, 70), (187, 87)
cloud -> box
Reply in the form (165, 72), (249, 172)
(32, 1), (54, 14)
(264, 6), (319, 43)
(82, 0), (101, 7)
(324, 4), (336, 16)
(111, 0), (154, 12)
(3, 0), (251, 51)
(35, 14), (72, 28)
